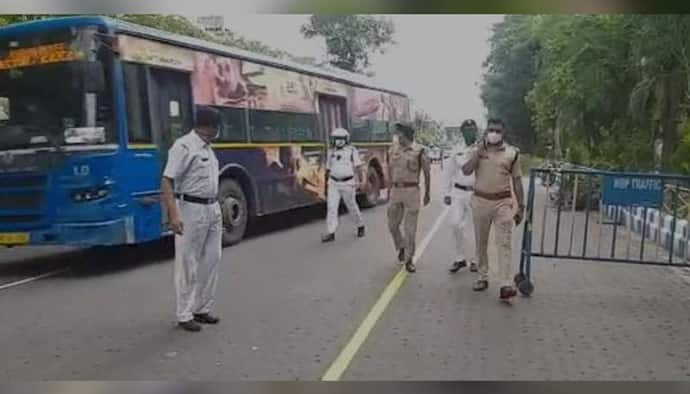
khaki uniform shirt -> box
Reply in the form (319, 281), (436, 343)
(473, 143), (521, 195)
(389, 143), (428, 184)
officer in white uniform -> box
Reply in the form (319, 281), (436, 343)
(161, 107), (223, 332)
(444, 119), (479, 274)
(322, 128), (366, 242)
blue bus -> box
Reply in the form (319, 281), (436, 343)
(0, 16), (410, 247)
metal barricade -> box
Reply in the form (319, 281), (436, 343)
(515, 167), (690, 296)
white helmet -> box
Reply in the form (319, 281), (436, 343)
(331, 128), (349, 139)
(331, 128), (350, 147)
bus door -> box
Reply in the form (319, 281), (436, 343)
(318, 95), (348, 142)
(148, 68), (193, 230)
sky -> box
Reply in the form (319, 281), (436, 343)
(187, 14), (504, 127)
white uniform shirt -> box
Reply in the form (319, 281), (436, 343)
(442, 142), (476, 197)
(163, 130), (220, 199)
(326, 145), (362, 181)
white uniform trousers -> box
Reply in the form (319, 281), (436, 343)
(174, 199), (222, 322)
(326, 179), (364, 234)
(448, 188), (475, 263)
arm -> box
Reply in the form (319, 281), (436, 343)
(511, 151), (525, 224)
(351, 147), (366, 187)
(161, 176), (182, 234)
(442, 152), (457, 205)
(161, 142), (189, 235)
(462, 147), (481, 175)
(387, 148), (394, 196)
(421, 150), (431, 206)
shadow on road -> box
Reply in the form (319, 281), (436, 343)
(0, 204), (336, 282)
(0, 200), (385, 281)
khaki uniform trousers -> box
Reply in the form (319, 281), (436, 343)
(472, 195), (514, 287)
(388, 186), (420, 262)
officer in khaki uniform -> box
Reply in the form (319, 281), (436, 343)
(387, 123), (431, 273)
(462, 118), (524, 303)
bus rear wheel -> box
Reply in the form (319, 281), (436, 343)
(360, 166), (382, 208)
(219, 179), (248, 247)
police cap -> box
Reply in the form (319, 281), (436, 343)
(460, 119), (477, 130)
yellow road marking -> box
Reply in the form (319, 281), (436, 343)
(321, 206), (450, 381)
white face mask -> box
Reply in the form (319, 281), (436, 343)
(334, 139), (346, 148)
(486, 131), (503, 145)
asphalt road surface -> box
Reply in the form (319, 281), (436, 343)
(1, 166), (690, 380)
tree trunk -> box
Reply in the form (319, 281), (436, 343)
(660, 67), (684, 171)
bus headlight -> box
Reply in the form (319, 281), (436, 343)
(71, 186), (110, 202)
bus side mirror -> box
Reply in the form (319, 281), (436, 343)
(84, 62), (105, 93)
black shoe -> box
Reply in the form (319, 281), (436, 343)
(357, 226), (365, 238)
(178, 320), (202, 332)
(321, 233), (335, 243)
(398, 248), (405, 262)
(449, 260), (467, 274)
(193, 313), (220, 325)
(469, 262), (478, 273)
(405, 260), (416, 273)
(499, 286), (517, 303)
(473, 279), (489, 292)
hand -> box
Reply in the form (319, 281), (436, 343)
(423, 193), (431, 206)
(170, 217), (184, 235)
(443, 196), (452, 206)
(513, 207), (524, 226)
(478, 138), (488, 154)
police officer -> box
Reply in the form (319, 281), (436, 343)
(387, 122), (431, 273)
(462, 118), (524, 303)
(322, 128), (366, 242)
(161, 107), (223, 332)
(444, 119), (479, 274)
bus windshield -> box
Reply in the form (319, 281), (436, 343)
(0, 27), (113, 151)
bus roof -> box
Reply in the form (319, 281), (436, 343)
(0, 16), (408, 97)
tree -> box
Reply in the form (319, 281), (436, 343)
(300, 15), (395, 74)
(480, 15), (540, 153)
(481, 15), (690, 173)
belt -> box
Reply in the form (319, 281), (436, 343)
(175, 193), (217, 205)
(473, 189), (512, 201)
(454, 183), (473, 192)
(330, 175), (354, 182)
(392, 182), (419, 188)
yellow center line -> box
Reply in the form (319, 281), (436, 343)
(321, 206), (450, 381)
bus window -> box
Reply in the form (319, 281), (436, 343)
(217, 106), (247, 142)
(351, 119), (372, 142)
(123, 63), (152, 143)
(287, 113), (318, 143)
(249, 110), (288, 142)
(371, 120), (390, 142)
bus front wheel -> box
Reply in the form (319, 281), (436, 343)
(219, 179), (248, 247)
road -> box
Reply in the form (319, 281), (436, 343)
(1, 166), (690, 380)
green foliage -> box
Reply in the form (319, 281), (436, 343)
(480, 15), (540, 152)
(482, 14), (690, 173)
(300, 15), (395, 74)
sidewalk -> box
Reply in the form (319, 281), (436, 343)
(344, 182), (690, 380)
